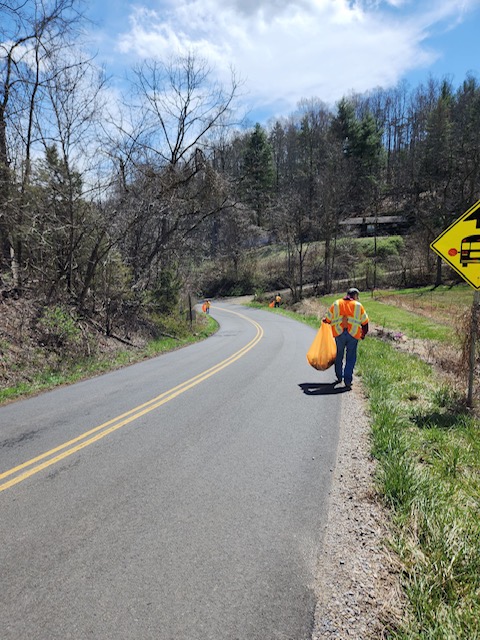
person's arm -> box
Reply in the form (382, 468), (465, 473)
(323, 302), (334, 324)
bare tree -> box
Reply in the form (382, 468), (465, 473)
(129, 52), (240, 166)
(37, 51), (109, 298)
(0, 0), (86, 290)
(106, 52), (242, 294)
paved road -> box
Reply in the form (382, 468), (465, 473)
(0, 303), (347, 640)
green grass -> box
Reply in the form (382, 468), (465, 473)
(0, 316), (219, 405)
(367, 298), (453, 342)
(357, 339), (480, 639)
(374, 284), (475, 312)
(249, 301), (321, 329)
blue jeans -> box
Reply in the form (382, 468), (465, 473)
(334, 330), (359, 385)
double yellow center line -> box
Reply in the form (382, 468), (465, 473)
(0, 308), (264, 493)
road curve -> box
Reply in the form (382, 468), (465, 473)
(0, 302), (347, 640)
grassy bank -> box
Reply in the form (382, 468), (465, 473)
(358, 339), (479, 638)
(0, 316), (218, 406)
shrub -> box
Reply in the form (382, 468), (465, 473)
(37, 306), (81, 350)
(359, 236), (404, 258)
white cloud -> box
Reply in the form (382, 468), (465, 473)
(113, 0), (480, 118)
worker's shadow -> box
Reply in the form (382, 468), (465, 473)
(298, 382), (349, 396)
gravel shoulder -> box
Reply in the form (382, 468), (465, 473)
(312, 384), (404, 639)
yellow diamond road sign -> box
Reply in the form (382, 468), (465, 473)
(430, 199), (480, 290)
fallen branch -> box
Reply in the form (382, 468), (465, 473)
(88, 318), (137, 347)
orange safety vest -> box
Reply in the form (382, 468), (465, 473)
(325, 298), (368, 340)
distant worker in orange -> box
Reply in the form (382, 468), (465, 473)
(205, 299), (211, 315)
(274, 293), (282, 307)
(323, 287), (368, 390)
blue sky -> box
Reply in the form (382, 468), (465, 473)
(85, 0), (480, 124)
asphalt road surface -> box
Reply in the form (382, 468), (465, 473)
(0, 302), (348, 640)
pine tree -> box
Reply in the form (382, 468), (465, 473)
(242, 123), (274, 227)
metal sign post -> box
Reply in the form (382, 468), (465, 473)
(467, 290), (480, 408)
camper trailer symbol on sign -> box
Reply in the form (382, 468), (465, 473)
(430, 200), (480, 290)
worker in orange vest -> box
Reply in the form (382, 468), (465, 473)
(323, 287), (369, 390)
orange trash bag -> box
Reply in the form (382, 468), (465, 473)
(202, 303), (207, 312)
(268, 300), (275, 308)
(306, 322), (337, 370)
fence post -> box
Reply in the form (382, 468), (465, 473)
(188, 294), (193, 328)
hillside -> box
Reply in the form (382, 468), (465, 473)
(0, 295), (212, 404)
